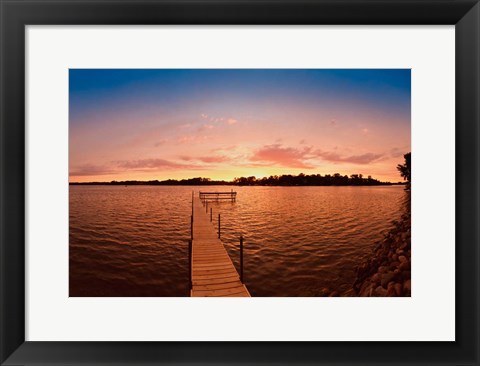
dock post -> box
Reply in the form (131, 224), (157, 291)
(210, 207), (212, 222)
(190, 215), (193, 240)
(188, 239), (192, 290)
(218, 214), (220, 238)
(191, 191), (194, 215)
(206, 201), (208, 213)
(240, 235), (244, 283)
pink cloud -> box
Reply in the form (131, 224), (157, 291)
(69, 164), (116, 176)
(198, 124), (214, 132)
(210, 145), (237, 153)
(201, 114), (238, 125)
(180, 155), (230, 163)
(249, 143), (384, 168)
(71, 158), (209, 177)
(250, 144), (315, 169)
(153, 139), (167, 147)
(390, 147), (407, 158)
(115, 158), (196, 170)
(177, 135), (209, 144)
(316, 150), (383, 164)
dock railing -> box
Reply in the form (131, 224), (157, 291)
(199, 190), (237, 203)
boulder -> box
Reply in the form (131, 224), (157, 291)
(380, 272), (395, 288)
(399, 261), (410, 271)
(374, 286), (388, 297)
(394, 283), (403, 296)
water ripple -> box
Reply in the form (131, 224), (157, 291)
(70, 185), (406, 296)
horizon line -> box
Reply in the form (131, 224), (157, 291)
(69, 174), (406, 185)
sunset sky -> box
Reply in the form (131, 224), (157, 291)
(69, 69), (410, 183)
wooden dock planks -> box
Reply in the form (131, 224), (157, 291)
(190, 196), (250, 297)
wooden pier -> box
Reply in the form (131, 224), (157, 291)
(190, 193), (249, 297)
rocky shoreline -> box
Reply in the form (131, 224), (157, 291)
(353, 198), (411, 297)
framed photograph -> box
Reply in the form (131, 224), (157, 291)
(1, 0), (478, 365)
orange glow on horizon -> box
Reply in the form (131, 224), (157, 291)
(69, 165), (406, 184)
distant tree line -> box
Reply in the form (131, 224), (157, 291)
(233, 173), (394, 186)
(69, 177), (231, 186)
(70, 173), (404, 186)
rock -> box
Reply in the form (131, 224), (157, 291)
(374, 286), (388, 296)
(319, 287), (330, 297)
(399, 261), (410, 271)
(352, 205), (411, 296)
(393, 283), (402, 296)
(360, 283), (373, 296)
(368, 286), (374, 296)
(403, 280), (411, 293)
(386, 287), (396, 296)
(329, 290), (339, 297)
(401, 270), (411, 281)
(380, 272), (395, 288)
(360, 281), (370, 293)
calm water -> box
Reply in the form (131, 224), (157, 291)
(69, 185), (406, 296)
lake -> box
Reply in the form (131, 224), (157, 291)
(69, 185), (407, 296)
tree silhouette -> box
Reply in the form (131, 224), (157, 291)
(397, 152), (411, 187)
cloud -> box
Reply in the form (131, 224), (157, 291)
(210, 145), (237, 153)
(390, 147), (407, 158)
(177, 135), (209, 144)
(250, 144), (315, 169)
(153, 139), (167, 147)
(249, 143), (384, 168)
(70, 157), (207, 177)
(200, 114), (238, 125)
(69, 164), (115, 176)
(180, 155), (230, 164)
(115, 158), (195, 170)
(198, 124), (214, 132)
(316, 150), (383, 164)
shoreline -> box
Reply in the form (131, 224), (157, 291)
(353, 192), (411, 296)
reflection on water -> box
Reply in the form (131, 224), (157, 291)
(69, 185), (406, 296)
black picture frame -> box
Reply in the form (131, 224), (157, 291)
(1, 0), (479, 365)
